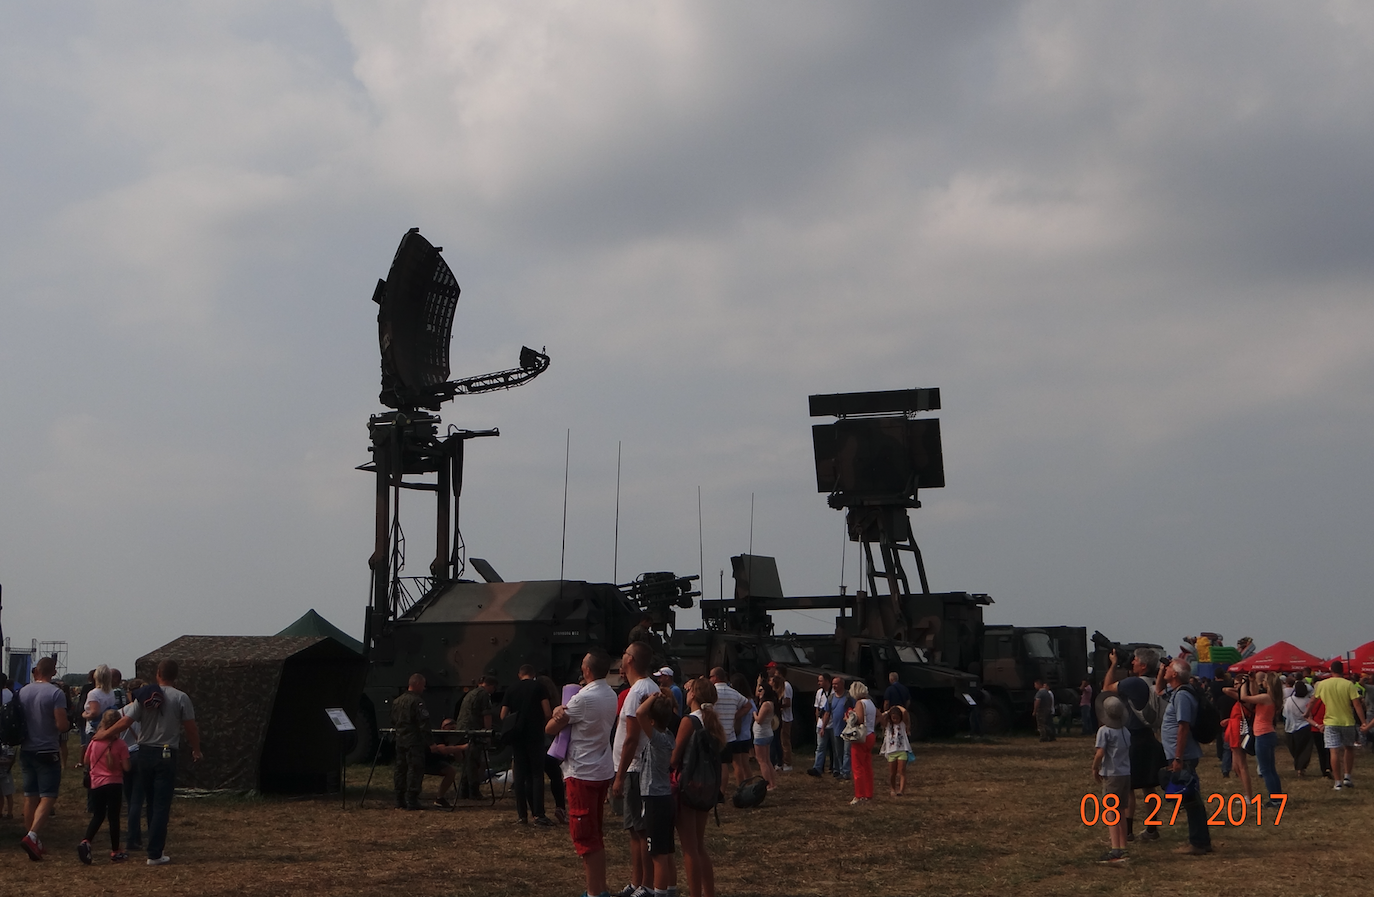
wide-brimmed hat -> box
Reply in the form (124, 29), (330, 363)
(1099, 695), (1126, 729)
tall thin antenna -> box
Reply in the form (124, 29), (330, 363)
(613, 441), (622, 583)
(697, 486), (704, 595)
(559, 429), (570, 581)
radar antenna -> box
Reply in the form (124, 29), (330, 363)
(361, 229), (551, 655)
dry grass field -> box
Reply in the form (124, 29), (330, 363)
(1, 734), (1368, 896)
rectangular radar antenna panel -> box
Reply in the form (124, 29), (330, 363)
(374, 228), (461, 410)
(809, 389), (944, 500)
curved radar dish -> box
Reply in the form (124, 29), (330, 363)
(373, 228), (549, 410)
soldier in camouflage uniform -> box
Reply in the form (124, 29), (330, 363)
(391, 673), (430, 810)
(454, 675), (496, 799)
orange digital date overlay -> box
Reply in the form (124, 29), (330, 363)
(1080, 793), (1286, 826)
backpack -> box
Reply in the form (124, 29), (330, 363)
(732, 775), (769, 809)
(677, 716), (722, 812)
(0, 695), (26, 747)
(1180, 684), (1221, 745)
(1125, 685), (1168, 731)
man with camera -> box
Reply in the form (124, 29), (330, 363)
(1102, 647), (1164, 844)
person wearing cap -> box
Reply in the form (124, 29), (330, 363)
(1091, 696), (1132, 864)
(655, 668), (685, 717)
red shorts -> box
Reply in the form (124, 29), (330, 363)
(566, 777), (611, 857)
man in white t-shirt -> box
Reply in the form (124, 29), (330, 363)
(548, 651), (617, 897)
(708, 668), (751, 793)
(611, 642), (659, 897)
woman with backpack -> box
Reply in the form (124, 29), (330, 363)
(673, 678), (727, 897)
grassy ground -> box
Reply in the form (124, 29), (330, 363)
(0, 734), (1368, 896)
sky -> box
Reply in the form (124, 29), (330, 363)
(3, 2), (1373, 678)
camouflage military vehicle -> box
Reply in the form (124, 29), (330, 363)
(354, 574), (664, 761)
(673, 554), (983, 741)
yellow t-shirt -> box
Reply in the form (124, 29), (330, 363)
(1314, 677), (1361, 728)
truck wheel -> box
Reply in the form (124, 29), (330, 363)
(908, 702), (934, 742)
(980, 697), (1012, 736)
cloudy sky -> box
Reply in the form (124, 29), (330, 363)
(3, 2), (1373, 676)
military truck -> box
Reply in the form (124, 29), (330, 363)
(353, 571), (697, 761)
(976, 623), (1088, 731)
(681, 554), (1086, 739)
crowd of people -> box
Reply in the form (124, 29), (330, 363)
(1, 656), (200, 867)
(389, 646), (917, 897)
(1086, 646), (1372, 865)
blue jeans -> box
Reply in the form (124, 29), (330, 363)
(1177, 759), (1210, 849)
(127, 747), (177, 859)
(834, 734), (851, 778)
(812, 732), (832, 772)
(1080, 704), (1096, 735)
(1254, 732), (1282, 797)
(1218, 738), (1232, 777)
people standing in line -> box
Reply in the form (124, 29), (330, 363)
(707, 668), (750, 794)
(1033, 679), (1056, 742)
(1314, 660), (1371, 790)
(93, 659), (201, 866)
(547, 651), (618, 897)
(1283, 678), (1316, 775)
(751, 681), (777, 791)
(454, 675), (496, 799)
(1227, 671), (1283, 807)
(1101, 647), (1163, 844)
(808, 674), (833, 777)
(79, 709), (131, 864)
(17, 656), (68, 861)
(612, 642), (659, 897)
(1091, 696), (1131, 864)
(847, 681), (876, 805)
(1079, 679), (1096, 735)
(502, 664), (553, 826)
(881, 705), (912, 797)
(674, 678), (725, 897)
(634, 692), (679, 897)
(1160, 656), (1212, 856)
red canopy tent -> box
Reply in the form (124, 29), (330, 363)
(1227, 641), (1327, 673)
(1344, 641), (1374, 675)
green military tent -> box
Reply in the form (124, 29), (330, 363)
(276, 608), (365, 656)
(136, 634), (366, 793)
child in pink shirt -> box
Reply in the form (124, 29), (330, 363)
(80, 709), (131, 864)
